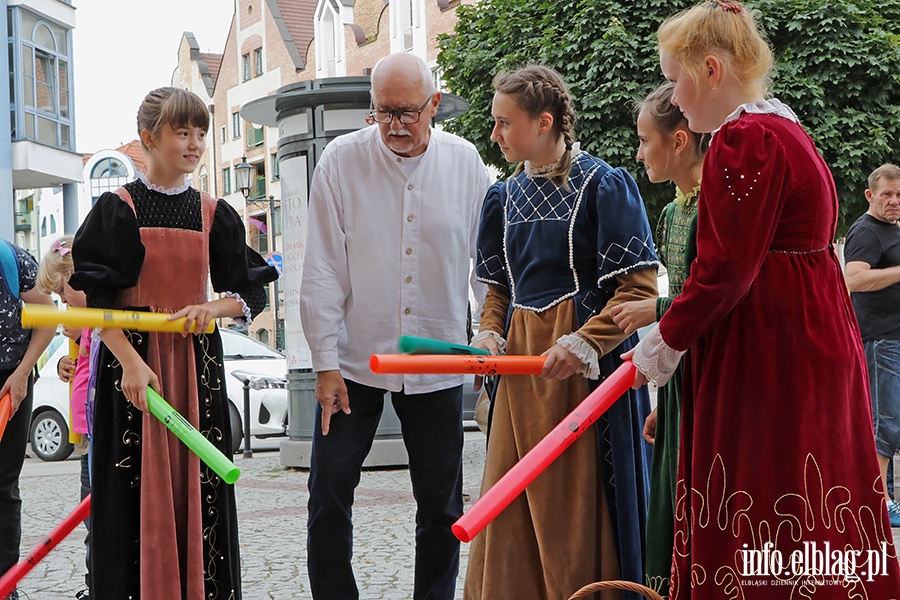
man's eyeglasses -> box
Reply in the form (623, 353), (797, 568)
(367, 95), (434, 125)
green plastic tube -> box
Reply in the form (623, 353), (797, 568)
(398, 335), (490, 356)
(146, 387), (240, 484)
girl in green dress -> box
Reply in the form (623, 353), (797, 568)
(610, 82), (706, 597)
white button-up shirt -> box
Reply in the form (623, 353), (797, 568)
(300, 125), (492, 394)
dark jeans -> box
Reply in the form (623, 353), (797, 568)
(307, 379), (464, 600)
(0, 369), (34, 578)
(80, 452), (91, 589)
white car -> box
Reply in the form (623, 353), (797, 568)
(29, 328), (289, 461)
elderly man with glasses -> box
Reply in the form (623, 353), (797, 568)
(300, 52), (492, 600)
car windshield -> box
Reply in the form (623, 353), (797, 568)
(221, 330), (283, 359)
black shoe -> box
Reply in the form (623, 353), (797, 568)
(74, 590), (89, 600)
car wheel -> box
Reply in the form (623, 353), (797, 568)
(30, 410), (74, 462)
(229, 403), (243, 455)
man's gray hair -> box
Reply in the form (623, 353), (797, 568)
(370, 53), (437, 99)
(868, 163), (900, 191)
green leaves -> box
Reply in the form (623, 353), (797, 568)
(438, 0), (900, 238)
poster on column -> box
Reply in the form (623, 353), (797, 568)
(279, 155), (313, 370)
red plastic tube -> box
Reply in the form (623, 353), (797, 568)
(370, 354), (546, 375)
(0, 393), (10, 444)
(0, 494), (91, 598)
(452, 361), (636, 543)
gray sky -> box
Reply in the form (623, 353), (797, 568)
(72, 1), (233, 154)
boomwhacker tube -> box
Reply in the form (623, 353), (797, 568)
(451, 361), (636, 543)
(398, 335), (491, 356)
(0, 392), (10, 444)
(370, 354), (546, 376)
(146, 387), (240, 485)
(68, 339), (80, 444)
(0, 494), (91, 598)
(21, 304), (216, 334)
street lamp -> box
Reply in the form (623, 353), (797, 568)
(235, 156), (254, 199)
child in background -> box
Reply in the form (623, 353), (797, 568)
(37, 235), (92, 600)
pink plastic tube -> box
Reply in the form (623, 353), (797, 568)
(0, 494), (91, 597)
(452, 361), (636, 543)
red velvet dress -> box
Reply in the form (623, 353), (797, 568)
(657, 107), (900, 598)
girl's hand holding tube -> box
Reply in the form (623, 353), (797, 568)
(169, 302), (219, 337)
(471, 335), (501, 356)
(540, 344), (583, 381)
(120, 356), (160, 413)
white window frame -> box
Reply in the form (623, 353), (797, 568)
(314, 0), (347, 78)
(390, 0), (425, 56)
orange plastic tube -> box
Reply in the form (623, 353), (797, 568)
(452, 361), (636, 543)
(369, 354), (546, 376)
(0, 494), (91, 598)
(0, 393), (10, 444)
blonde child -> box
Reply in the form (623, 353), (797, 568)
(69, 87), (278, 599)
(627, 1), (900, 596)
(37, 235), (92, 599)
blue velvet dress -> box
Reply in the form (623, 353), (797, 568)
(464, 152), (657, 600)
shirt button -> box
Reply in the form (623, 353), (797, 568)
(406, 276), (412, 283)
(407, 214), (414, 222)
(396, 157), (402, 163)
(405, 248), (412, 255)
(407, 184), (414, 190)
(404, 307), (411, 315)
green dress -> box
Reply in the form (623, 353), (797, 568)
(645, 185), (699, 597)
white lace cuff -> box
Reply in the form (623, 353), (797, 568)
(557, 333), (601, 380)
(471, 330), (506, 352)
(631, 324), (685, 386)
(225, 292), (252, 327)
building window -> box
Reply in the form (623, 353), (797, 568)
(271, 152), (279, 181)
(49, 215), (56, 234)
(232, 112), (241, 139)
(254, 48), (263, 76)
(390, 0), (423, 55)
(242, 53), (251, 82)
(250, 162), (266, 199)
(220, 125), (226, 144)
(249, 216), (268, 253)
(16, 11), (72, 150)
(199, 166), (209, 193)
(90, 157), (130, 201)
(315, 0), (345, 78)
(223, 167), (232, 195)
(246, 123), (264, 148)
(431, 65), (445, 92)
(40, 217), (47, 237)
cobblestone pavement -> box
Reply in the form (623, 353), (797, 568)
(13, 432), (900, 599)
(15, 431), (487, 600)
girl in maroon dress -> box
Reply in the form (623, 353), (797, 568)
(627, 1), (900, 597)
(71, 88), (277, 599)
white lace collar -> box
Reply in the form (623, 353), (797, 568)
(713, 99), (800, 136)
(524, 143), (583, 179)
(136, 172), (191, 196)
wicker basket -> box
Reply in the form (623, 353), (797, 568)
(567, 580), (665, 600)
